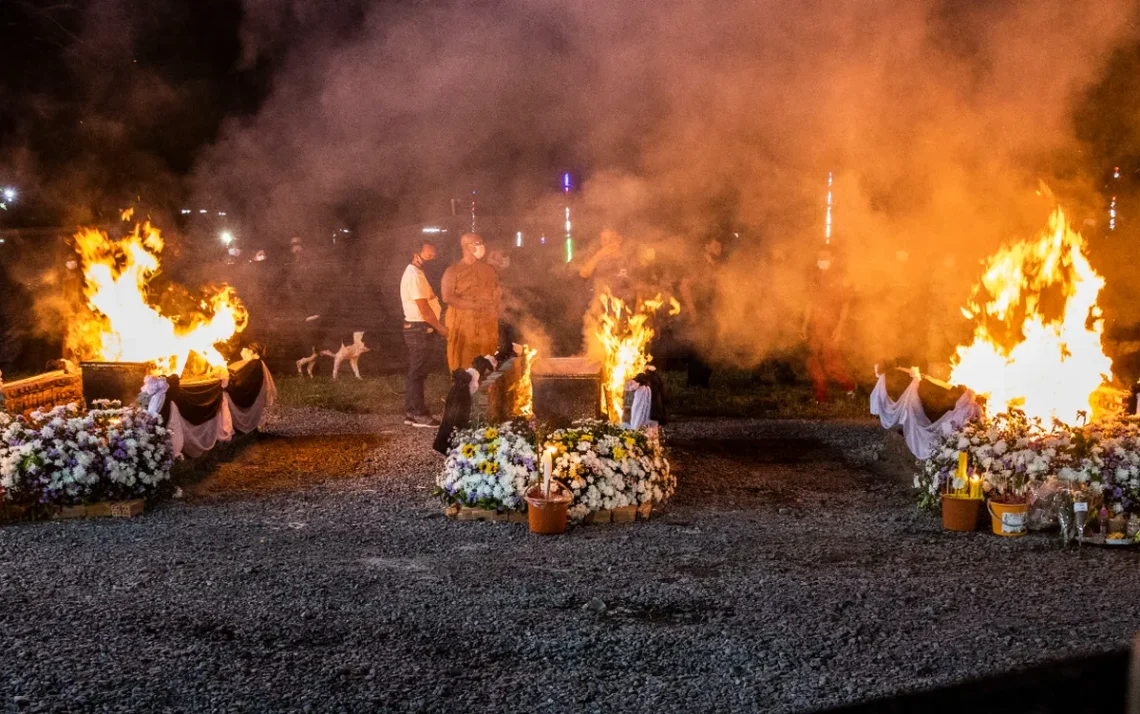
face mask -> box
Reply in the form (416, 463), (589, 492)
(473, 244), (486, 259)
(416, 252), (432, 264)
(817, 260), (831, 271)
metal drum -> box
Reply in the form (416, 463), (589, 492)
(80, 362), (149, 409)
(531, 357), (603, 427)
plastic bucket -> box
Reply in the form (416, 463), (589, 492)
(525, 483), (572, 535)
(987, 500), (1029, 537)
(941, 495), (982, 532)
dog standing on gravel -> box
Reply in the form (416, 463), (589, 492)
(296, 348), (320, 377)
(322, 331), (371, 380)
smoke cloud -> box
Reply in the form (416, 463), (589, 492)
(189, 0), (1140, 377)
(7, 0), (1135, 378)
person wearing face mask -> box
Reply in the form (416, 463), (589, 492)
(442, 233), (502, 371)
(800, 245), (856, 403)
(400, 239), (447, 427)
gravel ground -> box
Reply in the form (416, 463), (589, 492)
(2, 408), (1140, 713)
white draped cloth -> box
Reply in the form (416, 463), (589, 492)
(623, 384), (652, 429)
(869, 371), (981, 460)
(144, 363), (277, 459)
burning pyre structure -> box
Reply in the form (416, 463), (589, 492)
(4, 217), (254, 418)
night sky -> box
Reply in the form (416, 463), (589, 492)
(0, 1), (269, 225)
(2, 1), (1138, 232)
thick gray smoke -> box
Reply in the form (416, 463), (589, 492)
(194, 0), (1138, 376)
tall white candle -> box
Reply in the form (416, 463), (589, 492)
(542, 448), (553, 498)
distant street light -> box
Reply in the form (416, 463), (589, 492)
(2, 187), (15, 202)
(220, 230), (235, 246)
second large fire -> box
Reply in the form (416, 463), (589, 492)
(596, 290), (680, 423)
(66, 221), (248, 376)
(949, 206), (1113, 425)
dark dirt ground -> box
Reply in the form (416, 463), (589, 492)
(3, 408), (1139, 714)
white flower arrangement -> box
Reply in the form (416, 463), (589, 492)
(917, 407), (1140, 513)
(545, 420), (675, 521)
(1, 401), (174, 508)
(435, 422), (537, 511)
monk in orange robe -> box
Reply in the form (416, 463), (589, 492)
(442, 233), (501, 371)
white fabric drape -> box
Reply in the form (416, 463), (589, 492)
(141, 376), (169, 415)
(869, 372), (982, 460)
(152, 363), (276, 459)
(624, 385), (652, 429)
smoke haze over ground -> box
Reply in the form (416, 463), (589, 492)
(3, 0), (1140, 378)
(192, 0), (1139, 374)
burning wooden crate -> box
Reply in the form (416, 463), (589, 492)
(532, 357), (603, 426)
(0, 371), (84, 417)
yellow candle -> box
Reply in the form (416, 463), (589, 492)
(957, 451), (968, 479)
(970, 476), (981, 499)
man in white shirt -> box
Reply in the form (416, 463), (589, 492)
(400, 239), (448, 427)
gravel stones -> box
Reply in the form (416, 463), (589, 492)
(0, 408), (1135, 712)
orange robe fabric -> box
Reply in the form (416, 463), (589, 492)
(445, 262), (500, 371)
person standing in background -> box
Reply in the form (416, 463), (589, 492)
(442, 233), (501, 371)
(801, 245), (856, 403)
(400, 239), (447, 427)
(578, 228), (634, 303)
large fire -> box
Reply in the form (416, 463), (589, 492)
(596, 290), (680, 423)
(66, 220), (248, 376)
(949, 206), (1112, 425)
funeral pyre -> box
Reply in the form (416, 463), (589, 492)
(595, 290), (679, 423)
(949, 206), (1113, 425)
(911, 206), (1140, 531)
(64, 219), (249, 377)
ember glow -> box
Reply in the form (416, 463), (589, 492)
(949, 207), (1112, 424)
(596, 290), (680, 423)
(67, 221), (249, 376)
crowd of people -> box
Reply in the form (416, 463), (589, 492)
(397, 228), (858, 427)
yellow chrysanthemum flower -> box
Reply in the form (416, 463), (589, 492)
(460, 444), (476, 459)
(484, 428), (499, 440)
(612, 447), (627, 461)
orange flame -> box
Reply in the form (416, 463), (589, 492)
(513, 345), (538, 418)
(949, 206), (1112, 424)
(66, 221), (248, 376)
(595, 290), (680, 423)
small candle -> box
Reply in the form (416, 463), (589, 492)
(542, 447), (554, 498)
(957, 451), (968, 480)
(969, 475), (981, 499)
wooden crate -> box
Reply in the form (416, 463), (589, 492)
(612, 506), (637, 523)
(110, 500), (145, 518)
(85, 502), (113, 518)
(52, 505), (87, 520)
(0, 505), (29, 523)
(446, 505), (526, 523)
(585, 509), (612, 524)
